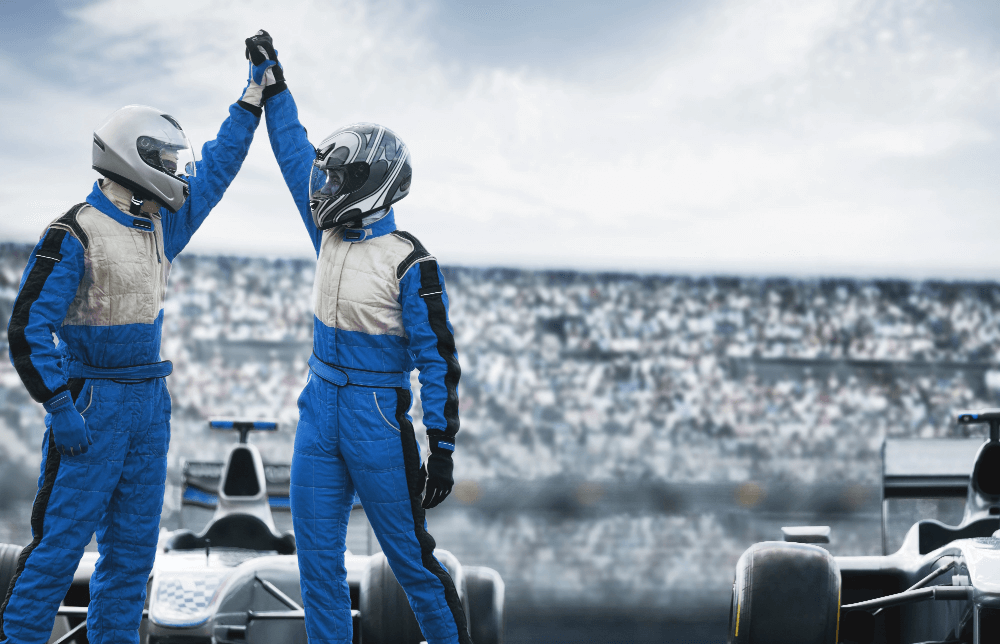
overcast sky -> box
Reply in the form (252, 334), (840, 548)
(1, 0), (999, 277)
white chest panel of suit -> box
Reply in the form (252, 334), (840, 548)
(313, 227), (416, 338)
(58, 205), (170, 327)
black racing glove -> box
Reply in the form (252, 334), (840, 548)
(422, 430), (455, 509)
(240, 29), (287, 109)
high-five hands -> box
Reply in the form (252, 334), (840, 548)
(240, 30), (286, 109)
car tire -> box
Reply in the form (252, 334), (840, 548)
(361, 552), (423, 644)
(0, 544), (65, 644)
(360, 550), (469, 644)
(0, 543), (23, 599)
(728, 541), (840, 644)
(465, 566), (505, 644)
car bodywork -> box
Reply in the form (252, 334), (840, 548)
(737, 411), (1000, 644)
(44, 420), (504, 644)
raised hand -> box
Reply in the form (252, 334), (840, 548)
(240, 29), (287, 109)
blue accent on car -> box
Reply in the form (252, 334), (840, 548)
(183, 487), (219, 507)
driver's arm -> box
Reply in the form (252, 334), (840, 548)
(161, 102), (261, 262)
(8, 227), (85, 402)
(263, 88), (322, 254)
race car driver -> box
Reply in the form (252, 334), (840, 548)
(247, 31), (470, 644)
(1, 57), (268, 644)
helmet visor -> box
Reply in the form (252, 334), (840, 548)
(136, 132), (196, 184)
(309, 164), (347, 201)
(309, 161), (369, 204)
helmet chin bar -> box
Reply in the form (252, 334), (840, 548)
(93, 167), (171, 212)
(335, 208), (363, 228)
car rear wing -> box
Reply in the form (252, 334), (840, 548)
(881, 438), (983, 553)
(183, 419), (289, 511)
(182, 460), (291, 511)
(209, 418), (278, 444)
(882, 439), (982, 499)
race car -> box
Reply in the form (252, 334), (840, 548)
(727, 409), (1000, 644)
(0, 420), (505, 644)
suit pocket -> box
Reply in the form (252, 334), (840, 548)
(75, 381), (95, 417)
(371, 391), (400, 434)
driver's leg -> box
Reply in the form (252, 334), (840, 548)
(291, 376), (356, 644)
(0, 382), (124, 644)
(342, 386), (468, 644)
(88, 379), (170, 644)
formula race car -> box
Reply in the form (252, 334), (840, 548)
(0, 420), (505, 644)
(727, 409), (1000, 644)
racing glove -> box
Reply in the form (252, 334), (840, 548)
(43, 390), (92, 457)
(240, 29), (286, 111)
(422, 430), (455, 509)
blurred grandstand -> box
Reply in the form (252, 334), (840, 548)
(1, 242), (998, 615)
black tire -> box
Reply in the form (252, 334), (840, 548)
(728, 541), (840, 644)
(360, 550), (467, 644)
(361, 552), (422, 644)
(466, 566), (505, 644)
(0, 543), (79, 644)
(0, 543), (23, 601)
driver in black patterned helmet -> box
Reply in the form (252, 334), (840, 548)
(245, 29), (470, 644)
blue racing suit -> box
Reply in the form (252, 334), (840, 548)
(1, 101), (260, 644)
(264, 89), (469, 644)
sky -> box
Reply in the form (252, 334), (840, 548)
(1, 0), (999, 277)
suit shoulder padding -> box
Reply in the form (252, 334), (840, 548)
(46, 203), (90, 250)
(391, 230), (434, 280)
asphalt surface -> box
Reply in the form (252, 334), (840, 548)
(506, 608), (728, 644)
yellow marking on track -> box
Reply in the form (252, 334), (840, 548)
(735, 600), (741, 637)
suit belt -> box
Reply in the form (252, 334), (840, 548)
(308, 354), (408, 388)
(66, 360), (173, 380)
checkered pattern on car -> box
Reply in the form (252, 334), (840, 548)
(156, 578), (216, 615)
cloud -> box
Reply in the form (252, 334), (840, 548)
(1, 0), (998, 276)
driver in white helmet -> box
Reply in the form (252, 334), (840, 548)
(0, 43), (273, 644)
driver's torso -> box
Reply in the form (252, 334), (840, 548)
(312, 215), (420, 375)
(53, 182), (169, 368)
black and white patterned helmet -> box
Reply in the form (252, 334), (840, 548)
(309, 123), (412, 229)
(92, 105), (197, 213)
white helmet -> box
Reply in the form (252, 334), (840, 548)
(92, 105), (197, 212)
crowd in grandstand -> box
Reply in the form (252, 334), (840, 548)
(1, 243), (998, 607)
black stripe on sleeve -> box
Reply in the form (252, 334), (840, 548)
(418, 260), (461, 438)
(0, 431), (62, 639)
(394, 388), (472, 644)
(8, 229), (70, 403)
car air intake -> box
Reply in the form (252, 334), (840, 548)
(223, 447), (260, 497)
(980, 607), (1000, 643)
(973, 442), (1000, 497)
